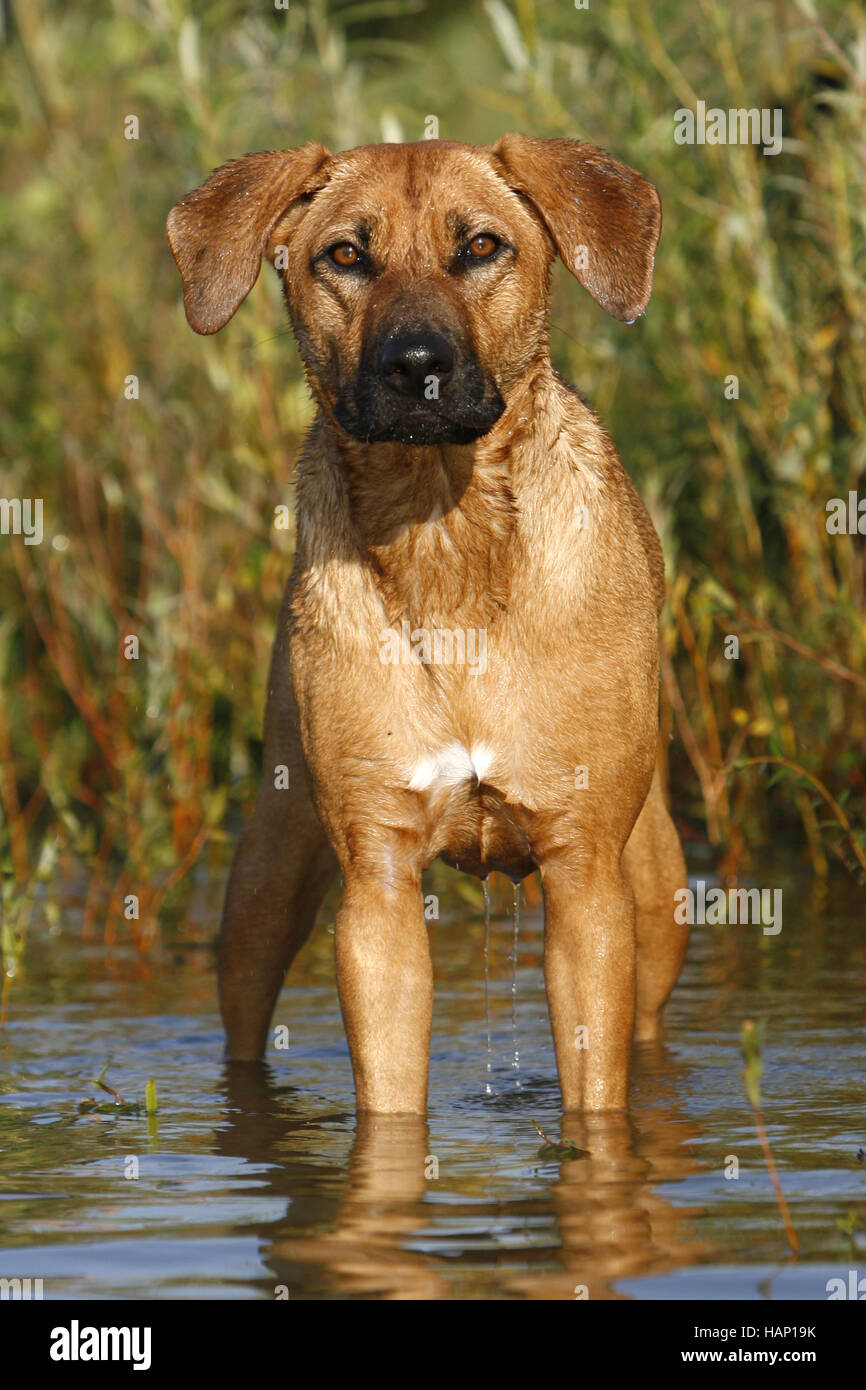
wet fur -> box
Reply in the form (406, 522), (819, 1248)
(167, 135), (689, 1114)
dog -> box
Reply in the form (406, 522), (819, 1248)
(167, 134), (689, 1114)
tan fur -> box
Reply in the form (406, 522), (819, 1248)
(168, 134), (689, 1114)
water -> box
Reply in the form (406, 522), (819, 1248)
(510, 879), (521, 1088)
(483, 876), (493, 1096)
(0, 857), (864, 1300)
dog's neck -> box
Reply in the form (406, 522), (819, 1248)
(311, 358), (556, 625)
(313, 357), (562, 627)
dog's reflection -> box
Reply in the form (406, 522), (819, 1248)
(216, 1052), (709, 1300)
(501, 1043), (712, 1300)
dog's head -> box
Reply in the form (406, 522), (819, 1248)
(167, 135), (661, 446)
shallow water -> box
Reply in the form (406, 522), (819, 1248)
(0, 856), (864, 1300)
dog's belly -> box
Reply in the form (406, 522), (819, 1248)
(438, 801), (535, 880)
(406, 742), (535, 880)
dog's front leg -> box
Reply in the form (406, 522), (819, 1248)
(542, 856), (636, 1111)
(336, 871), (433, 1114)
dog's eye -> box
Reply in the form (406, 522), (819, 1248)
(466, 234), (500, 259)
(328, 242), (361, 268)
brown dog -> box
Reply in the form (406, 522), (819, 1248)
(167, 134), (689, 1114)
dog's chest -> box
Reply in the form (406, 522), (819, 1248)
(406, 741), (496, 793)
(402, 737), (536, 879)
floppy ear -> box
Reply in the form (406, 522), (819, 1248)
(490, 133), (661, 323)
(166, 142), (331, 334)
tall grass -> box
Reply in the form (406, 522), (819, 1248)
(0, 0), (863, 951)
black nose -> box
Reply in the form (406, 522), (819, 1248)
(379, 331), (455, 399)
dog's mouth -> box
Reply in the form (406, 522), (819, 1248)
(333, 325), (506, 447)
(335, 397), (505, 446)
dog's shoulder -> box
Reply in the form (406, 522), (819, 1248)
(618, 468), (667, 614)
(551, 371), (666, 613)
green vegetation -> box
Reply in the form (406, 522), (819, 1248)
(741, 1019), (798, 1256)
(1, 0), (864, 949)
(531, 1117), (587, 1161)
(76, 1060), (156, 1117)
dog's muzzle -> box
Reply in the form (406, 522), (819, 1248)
(334, 322), (505, 446)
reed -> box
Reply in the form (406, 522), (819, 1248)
(0, 0), (863, 953)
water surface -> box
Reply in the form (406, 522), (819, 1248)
(0, 856), (864, 1300)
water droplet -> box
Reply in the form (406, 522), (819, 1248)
(483, 876), (494, 1095)
(511, 880), (521, 1088)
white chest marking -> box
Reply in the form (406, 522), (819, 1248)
(407, 742), (496, 793)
